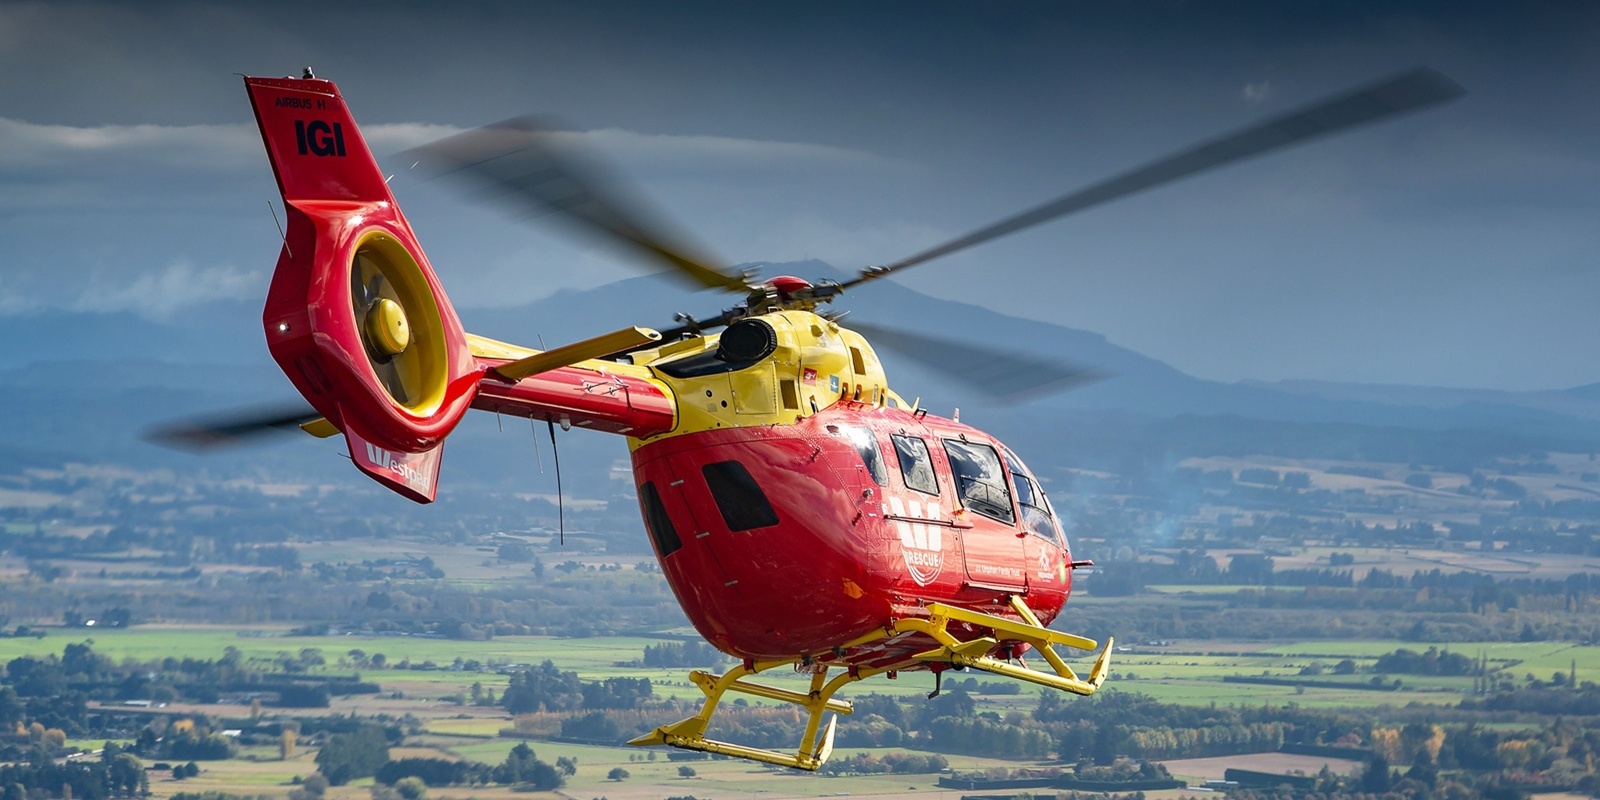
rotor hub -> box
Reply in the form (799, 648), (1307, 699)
(365, 297), (412, 357)
(766, 275), (813, 297)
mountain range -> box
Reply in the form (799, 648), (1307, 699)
(4, 260), (1598, 490)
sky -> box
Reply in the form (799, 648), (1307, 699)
(0, 1), (1597, 391)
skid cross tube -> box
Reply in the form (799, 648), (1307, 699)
(629, 658), (892, 770)
(631, 598), (1111, 770)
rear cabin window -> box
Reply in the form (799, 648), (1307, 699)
(891, 434), (939, 495)
(639, 482), (682, 556)
(942, 440), (1014, 524)
(840, 426), (887, 486)
(701, 461), (780, 531)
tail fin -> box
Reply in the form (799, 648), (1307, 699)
(245, 77), (393, 204)
(244, 76), (477, 503)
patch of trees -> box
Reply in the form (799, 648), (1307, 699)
(314, 726), (391, 785)
(374, 743), (563, 791)
(561, 711), (623, 742)
(2, 642), (370, 715)
(0, 744), (146, 800)
(496, 542), (538, 562)
(171, 793), (275, 800)
(820, 752), (949, 775)
(0, 538), (686, 637)
(923, 715), (1055, 758)
(1463, 684), (1600, 716)
(501, 661), (653, 714)
(945, 677), (1021, 695)
(377, 758), (487, 787)
(639, 640), (720, 669)
(1373, 647), (1477, 676)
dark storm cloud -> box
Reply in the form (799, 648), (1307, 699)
(0, 2), (1596, 389)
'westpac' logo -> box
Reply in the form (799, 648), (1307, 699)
(295, 120), (347, 157)
(362, 442), (428, 491)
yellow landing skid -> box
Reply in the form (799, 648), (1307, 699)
(899, 597), (1113, 696)
(629, 597), (1112, 771)
(628, 659), (866, 771)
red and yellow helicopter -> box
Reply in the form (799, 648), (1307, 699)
(163, 68), (1459, 770)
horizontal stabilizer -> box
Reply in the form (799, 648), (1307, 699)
(488, 326), (661, 381)
(300, 417), (339, 438)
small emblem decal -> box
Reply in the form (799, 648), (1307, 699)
(802, 368), (818, 385)
(1037, 545), (1055, 582)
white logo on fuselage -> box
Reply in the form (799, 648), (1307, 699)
(887, 496), (944, 585)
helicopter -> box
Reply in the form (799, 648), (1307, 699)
(161, 67), (1460, 770)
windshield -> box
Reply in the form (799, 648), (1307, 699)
(1003, 446), (1064, 547)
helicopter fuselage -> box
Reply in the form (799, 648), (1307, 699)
(632, 401), (1073, 664)
(472, 306), (1075, 666)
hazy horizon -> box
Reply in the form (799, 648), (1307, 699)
(2, 2), (1596, 391)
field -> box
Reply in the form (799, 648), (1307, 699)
(22, 626), (1583, 720)
(17, 622), (1575, 800)
(21, 624), (1574, 800)
(144, 742), (1022, 800)
(1159, 752), (1366, 782)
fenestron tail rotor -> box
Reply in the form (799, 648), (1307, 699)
(352, 250), (416, 406)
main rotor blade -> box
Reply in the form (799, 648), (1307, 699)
(847, 321), (1107, 402)
(407, 118), (753, 294)
(145, 405), (324, 452)
(844, 67), (1463, 289)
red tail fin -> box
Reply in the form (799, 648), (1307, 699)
(244, 76), (477, 503)
(245, 77), (394, 204)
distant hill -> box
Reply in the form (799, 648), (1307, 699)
(5, 259), (1600, 491)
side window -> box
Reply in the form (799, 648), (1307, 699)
(1014, 473), (1060, 543)
(1004, 447), (1062, 544)
(942, 440), (1014, 524)
(839, 426), (887, 486)
(638, 482), (682, 556)
(701, 461), (780, 531)
(891, 434), (939, 495)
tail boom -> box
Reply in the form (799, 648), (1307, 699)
(472, 360), (676, 438)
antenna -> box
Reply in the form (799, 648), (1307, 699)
(546, 418), (565, 546)
(531, 417), (543, 473)
(267, 201), (292, 259)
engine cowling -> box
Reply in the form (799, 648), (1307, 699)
(246, 76), (479, 502)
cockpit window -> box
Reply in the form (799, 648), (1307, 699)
(839, 426), (887, 486)
(1004, 446), (1063, 545)
(891, 434), (939, 495)
(942, 440), (1014, 524)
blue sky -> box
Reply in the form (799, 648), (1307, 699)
(1, 1), (1596, 390)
